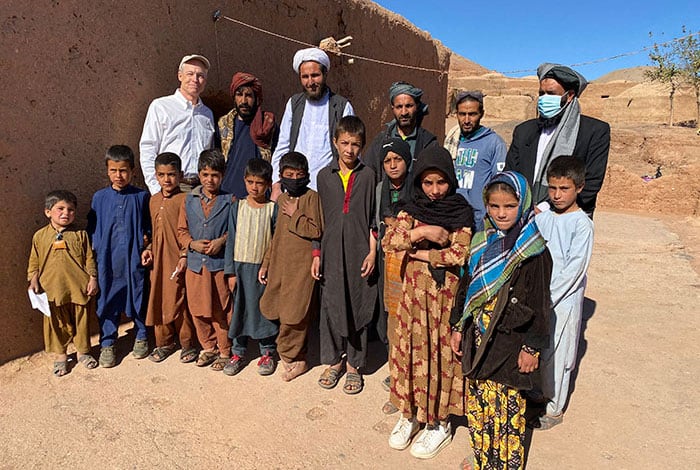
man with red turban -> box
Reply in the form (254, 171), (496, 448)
(218, 72), (278, 198)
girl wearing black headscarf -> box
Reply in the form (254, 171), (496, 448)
(382, 146), (474, 459)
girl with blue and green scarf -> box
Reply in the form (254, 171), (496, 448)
(450, 171), (552, 470)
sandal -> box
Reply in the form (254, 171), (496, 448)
(180, 347), (198, 364)
(381, 375), (391, 392)
(78, 354), (98, 369)
(318, 366), (342, 389)
(343, 372), (363, 395)
(148, 344), (177, 363)
(196, 350), (218, 367)
(53, 361), (68, 377)
(382, 400), (399, 415)
(210, 356), (228, 372)
(281, 360), (308, 382)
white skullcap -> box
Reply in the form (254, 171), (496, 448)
(292, 48), (330, 73)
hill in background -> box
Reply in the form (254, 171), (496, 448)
(595, 66), (654, 83)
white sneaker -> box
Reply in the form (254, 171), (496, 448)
(409, 422), (452, 459)
(388, 416), (420, 450)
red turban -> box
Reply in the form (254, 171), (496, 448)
(228, 72), (275, 149)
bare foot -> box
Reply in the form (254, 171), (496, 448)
(281, 360), (308, 382)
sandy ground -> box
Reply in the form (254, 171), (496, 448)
(1, 210), (699, 469)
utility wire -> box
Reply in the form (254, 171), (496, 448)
(213, 11), (698, 77)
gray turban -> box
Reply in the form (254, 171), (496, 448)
(537, 63), (588, 96)
(388, 81), (429, 115)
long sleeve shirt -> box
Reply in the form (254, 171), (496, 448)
(271, 92), (353, 190)
(139, 89), (216, 194)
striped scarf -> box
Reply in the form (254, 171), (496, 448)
(459, 171), (546, 329)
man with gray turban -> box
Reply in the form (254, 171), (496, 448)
(270, 47), (354, 199)
(505, 63), (610, 217)
(362, 81), (439, 182)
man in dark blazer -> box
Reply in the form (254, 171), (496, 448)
(506, 63), (610, 217)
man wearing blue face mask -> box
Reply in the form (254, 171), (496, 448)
(505, 63), (610, 217)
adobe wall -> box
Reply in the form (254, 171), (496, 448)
(448, 74), (698, 125)
(0, 0), (449, 364)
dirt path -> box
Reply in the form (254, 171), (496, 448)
(1, 210), (698, 469)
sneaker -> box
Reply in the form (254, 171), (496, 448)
(99, 346), (116, 368)
(223, 354), (244, 376)
(257, 352), (276, 376)
(409, 422), (452, 459)
(537, 413), (563, 431)
(132, 339), (149, 359)
(388, 416), (419, 450)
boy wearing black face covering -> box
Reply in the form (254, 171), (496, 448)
(374, 137), (413, 413)
(259, 152), (324, 381)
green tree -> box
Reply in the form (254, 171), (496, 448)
(645, 34), (684, 126)
(674, 27), (700, 125)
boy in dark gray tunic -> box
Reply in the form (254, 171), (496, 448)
(313, 116), (377, 395)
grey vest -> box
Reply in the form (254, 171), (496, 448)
(289, 89), (348, 158)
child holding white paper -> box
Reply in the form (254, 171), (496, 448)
(28, 190), (99, 376)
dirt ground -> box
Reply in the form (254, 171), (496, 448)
(1, 209), (698, 469)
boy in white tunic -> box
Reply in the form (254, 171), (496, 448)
(535, 155), (594, 430)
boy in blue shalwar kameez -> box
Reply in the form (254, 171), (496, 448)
(88, 145), (151, 368)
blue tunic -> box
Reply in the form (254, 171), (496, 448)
(221, 118), (261, 199)
(88, 185), (150, 318)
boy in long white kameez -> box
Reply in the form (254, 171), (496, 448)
(535, 156), (593, 430)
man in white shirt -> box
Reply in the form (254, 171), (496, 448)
(140, 54), (216, 194)
(270, 47), (354, 199)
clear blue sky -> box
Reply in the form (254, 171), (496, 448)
(373, 0), (699, 80)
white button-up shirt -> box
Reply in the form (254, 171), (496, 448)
(139, 89), (215, 194)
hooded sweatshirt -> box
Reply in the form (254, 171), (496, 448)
(444, 124), (506, 231)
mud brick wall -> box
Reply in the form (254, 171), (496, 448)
(0, 0), (449, 363)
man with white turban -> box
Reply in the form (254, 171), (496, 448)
(270, 47), (354, 199)
(505, 63), (610, 217)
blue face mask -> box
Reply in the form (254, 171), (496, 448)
(538, 94), (565, 118)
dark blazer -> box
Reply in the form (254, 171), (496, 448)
(505, 115), (610, 216)
(451, 250), (553, 391)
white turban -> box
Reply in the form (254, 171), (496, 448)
(292, 47), (331, 74)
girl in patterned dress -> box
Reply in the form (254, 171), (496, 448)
(382, 146), (474, 460)
(450, 171), (552, 470)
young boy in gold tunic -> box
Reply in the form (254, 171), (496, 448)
(28, 190), (99, 376)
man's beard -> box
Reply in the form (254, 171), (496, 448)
(537, 111), (565, 129)
(305, 84), (327, 101)
(236, 104), (256, 121)
(537, 99), (571, 129)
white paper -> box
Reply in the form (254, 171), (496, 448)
(28, 289), (51, 317)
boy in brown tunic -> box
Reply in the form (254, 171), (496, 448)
(28, 190), (99, 376)
(141, 153), (197, 363)
(259, 152), (323, 381)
